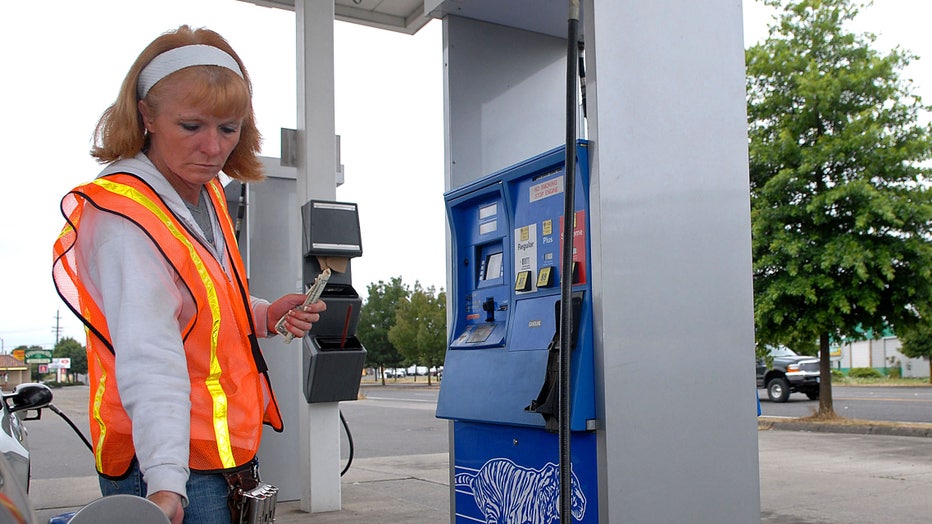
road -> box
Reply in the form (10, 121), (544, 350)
(759, 385), (932, 423)
(26, 384), (932, 479)
(25, 386), (95, 480)
(339, 384), (446, 460)
(24, 384), (450, 479)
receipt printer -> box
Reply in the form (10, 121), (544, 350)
(300, 200), (367, 403)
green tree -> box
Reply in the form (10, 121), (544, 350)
(747, 0), (932, 416)
(12, 345), (40, 355)
(356, 277), (408, 384)
(897, 320), (932, 383)
(53, 336), (87, 382)
(388, 288), (418, 370)
(417, 288), (447, 385)
(389, 283), (447, 385)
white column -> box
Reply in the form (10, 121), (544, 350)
(295, 0), (340, 513)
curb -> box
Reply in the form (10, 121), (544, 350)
(359, 382), (440, 388)
(758, 416), (932, 438)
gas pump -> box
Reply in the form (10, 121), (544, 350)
(437, 141), (597, 523)
(298, 200), (366, 403)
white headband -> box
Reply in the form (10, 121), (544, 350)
(137, 44), (244, 99)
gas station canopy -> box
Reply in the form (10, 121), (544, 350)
(238, 0), (574, 37)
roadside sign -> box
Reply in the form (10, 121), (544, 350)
(24, 349), (52, 364)
(49, 358), (71, 370)
(12, 349), (25, 362)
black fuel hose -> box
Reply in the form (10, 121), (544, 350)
(559, 2), (580, 522)
(234, 182), (247, 241)
(340, 409), (354, 476)
(49, 403), (93, 453)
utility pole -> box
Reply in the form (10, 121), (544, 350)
(53, 309), (63, 347)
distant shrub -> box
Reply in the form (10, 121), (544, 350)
(887, 367), (902, 379)
(848, 367), (883, 379)
(831, 369), (845, 380)
(42, 381), (84, 388)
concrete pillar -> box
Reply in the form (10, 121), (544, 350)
(295, 0), (340, 513)
(584, 0), (760, 521)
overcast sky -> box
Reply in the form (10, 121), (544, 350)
(0, 0), (929, 350)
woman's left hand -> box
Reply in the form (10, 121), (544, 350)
(148, 490), (184, 524)
(268, 293), (326, 338)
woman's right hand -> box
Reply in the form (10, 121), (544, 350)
(267, 293), (326, 338)
(148, 490), (184, 524)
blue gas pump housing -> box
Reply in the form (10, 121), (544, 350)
(437, 141), (598, 523)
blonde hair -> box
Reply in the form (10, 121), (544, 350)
(91, 25), (264, 182)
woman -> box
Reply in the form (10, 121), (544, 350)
(52, 26), (324, 523)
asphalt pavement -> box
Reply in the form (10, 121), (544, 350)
(27, 385), (932, 523)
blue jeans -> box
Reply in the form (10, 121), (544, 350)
(99, 460), (231, 524)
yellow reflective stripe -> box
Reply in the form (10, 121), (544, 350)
(92, 354), (107, 472)
(93, 178), (236, 468)
(207, 182), (235, 233)
(57, 223), (73, 241)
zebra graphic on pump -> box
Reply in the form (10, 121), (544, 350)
(454, 458), (587, 524)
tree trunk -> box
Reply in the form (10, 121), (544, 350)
(818, 333), (835, 417)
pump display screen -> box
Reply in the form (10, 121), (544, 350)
(483, 252), (503, 281)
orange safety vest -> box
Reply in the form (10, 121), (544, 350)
(52, 173), (283, 478)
